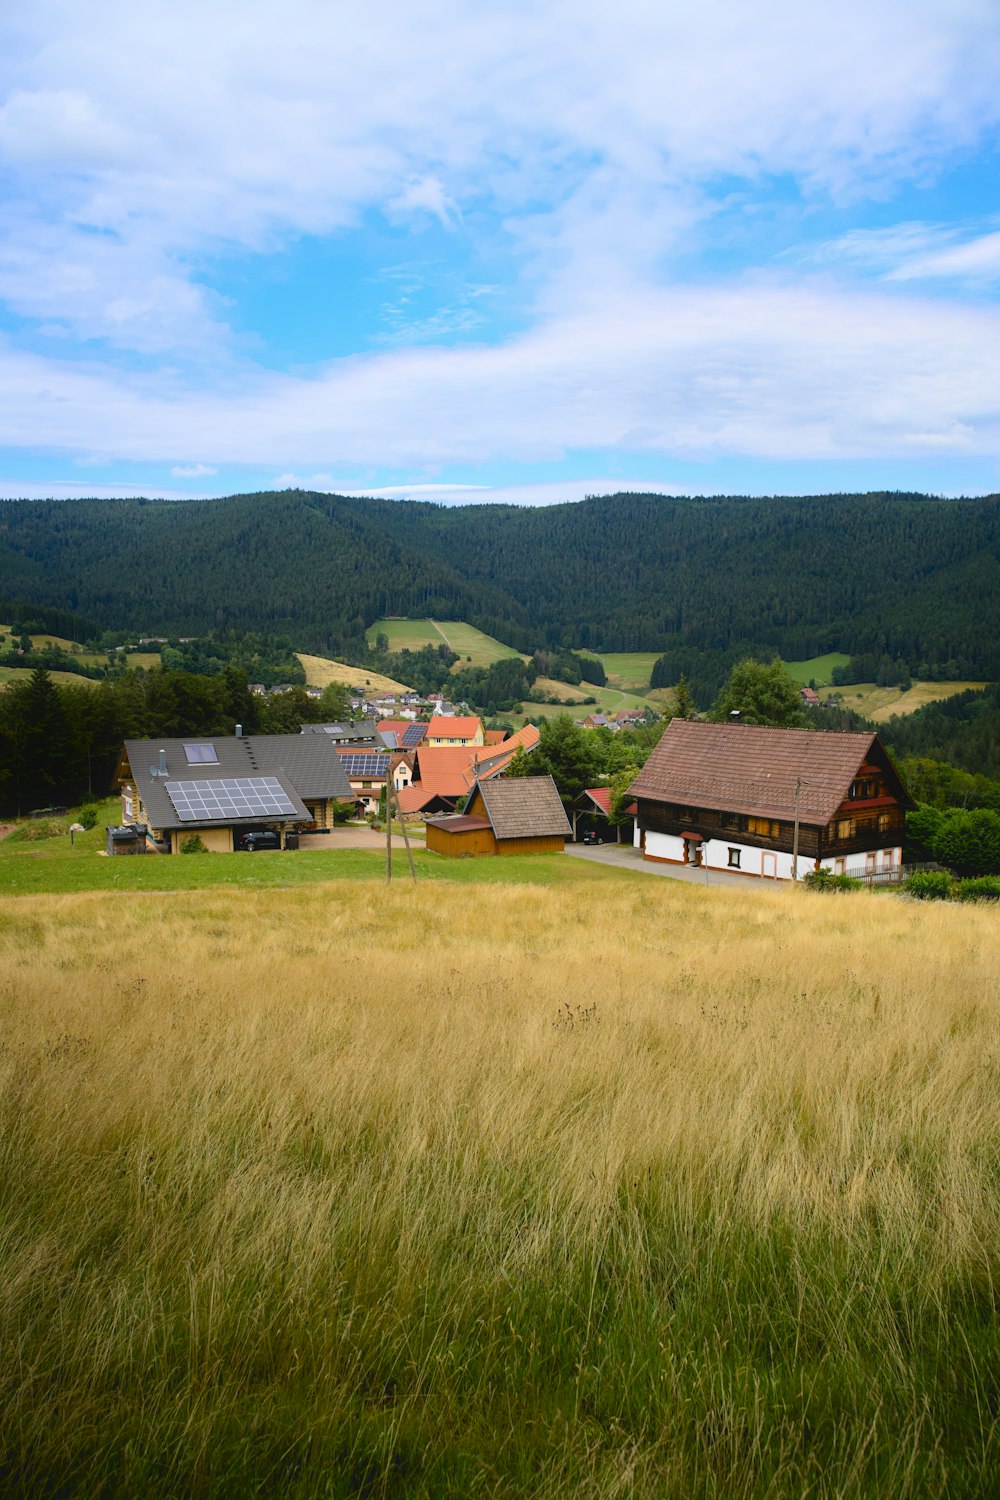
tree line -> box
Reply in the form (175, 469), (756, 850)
(1, 489), (999, 680)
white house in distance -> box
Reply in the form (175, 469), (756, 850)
(628, 720), (915, 881)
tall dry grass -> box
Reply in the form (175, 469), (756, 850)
(1, 878), (998, 1497)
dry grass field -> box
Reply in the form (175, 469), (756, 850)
(296, 653), (413, 696)
(2, 877), (999, 1497)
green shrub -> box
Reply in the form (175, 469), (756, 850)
(903, 870), (954, 901)
(77, 804), (99, 831)
(803, 869), (863, 893)
(956, 876), (1000, 902)
(930, 808), (1000, 875)
(179, 833), (208, 854)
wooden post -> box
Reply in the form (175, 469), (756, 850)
(392, 773), (417, 882)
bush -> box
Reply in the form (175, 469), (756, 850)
(903, 870), (955, 901)
(78, 804), (99, 831)
(803, 869), (863, 893)
(179, 833), (208, 854)
(956, 876), (1000, 902)
(930, 808), (1000, 875)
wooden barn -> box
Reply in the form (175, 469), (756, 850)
(425, 775), (570, 857)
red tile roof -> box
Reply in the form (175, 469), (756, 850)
(425, 715), (483, 741)
(629, 720), (906, 824)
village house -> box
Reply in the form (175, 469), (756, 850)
(629, 720), (915, 881)
(117, 730), (354, 853)
(425, 775), (570, 857)
(395, 725), (542, 821)
(423, 715), (485, 747)
(334, 747), (392, 815)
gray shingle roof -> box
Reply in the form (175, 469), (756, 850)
(123, 734), (352, 830)
(475, 775), (571, 840)
(628, 720), (912, 824)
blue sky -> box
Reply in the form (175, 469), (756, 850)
(2, 0), (1000, 504)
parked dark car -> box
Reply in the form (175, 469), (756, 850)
(581, 829), (605, 845)
(235, 829), (281, 852)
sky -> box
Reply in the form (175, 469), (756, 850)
(1, 1), (1000, 505)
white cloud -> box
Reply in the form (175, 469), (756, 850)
(2, 277), (1000, 471)
(387, 175), (459, 227)
(802, 220), (1000, 285)
(171, 462), (217, 477)
(1, 1), (999, 354)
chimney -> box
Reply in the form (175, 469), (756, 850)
(236, 723), (243, 738)
(158, 748), (168, 775)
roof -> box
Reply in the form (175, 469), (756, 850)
(395, 784), (459, 815)
(409, 746), (482, 797)
(336, 750), (391, 779)
(484, 729), (508, 745)
(628, 720), (913, 824)
(378, 719), (427, 749)
(583, 786), (611, 814)
(473, 774), (571, 840)
(425, 715), (483, 741)
(299, 719), (381, 745)
(427, 814), (492, 833)
(122, 734), (350, 830)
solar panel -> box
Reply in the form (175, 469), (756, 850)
(184, 742), (219, 764)
(339, 754), (390, 777)
(164, 776), (297, 823)
(402, 723), (426, 747)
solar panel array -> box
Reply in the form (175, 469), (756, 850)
(183, 742), (219, 764)
(339, 754), (390, 778)
(402, 723), (426, 747)
(164, 776), (298, 823)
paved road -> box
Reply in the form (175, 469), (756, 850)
(565, 840), (752, 888)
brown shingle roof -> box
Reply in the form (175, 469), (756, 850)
(474, 775), (571, 840)
(629, 720), (905, 824)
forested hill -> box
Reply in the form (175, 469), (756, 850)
(1, 488), (999, 676)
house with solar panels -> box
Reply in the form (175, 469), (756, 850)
(334, 749), (392, 815)
(116, 731), (354, 853)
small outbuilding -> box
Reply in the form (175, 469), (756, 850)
(425, 775), (570, 857)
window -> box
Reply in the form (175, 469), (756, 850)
(747, 816), (780, 838)
(727, 847), (741, 868)
(835, 817), (856, 840)
(877, 812), (893, 832)
(721, 811), (740, 830)
(184, 743), (219, 764)
(834, 858), (846, 875)
(848, 777), (879, 801)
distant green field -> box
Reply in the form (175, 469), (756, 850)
(592, 651), (662, 692)
(367, 618), (526, 668)
(784, 653), (850, 686)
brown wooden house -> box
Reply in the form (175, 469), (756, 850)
(629, 720), (915, 881)
(425, 775), (570, 857)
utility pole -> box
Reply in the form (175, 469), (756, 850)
(384, 763), (416, 883)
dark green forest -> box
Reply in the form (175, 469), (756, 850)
(1, 489), (998, 680)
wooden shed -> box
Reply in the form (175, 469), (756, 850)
(425, 775), (570, 857)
